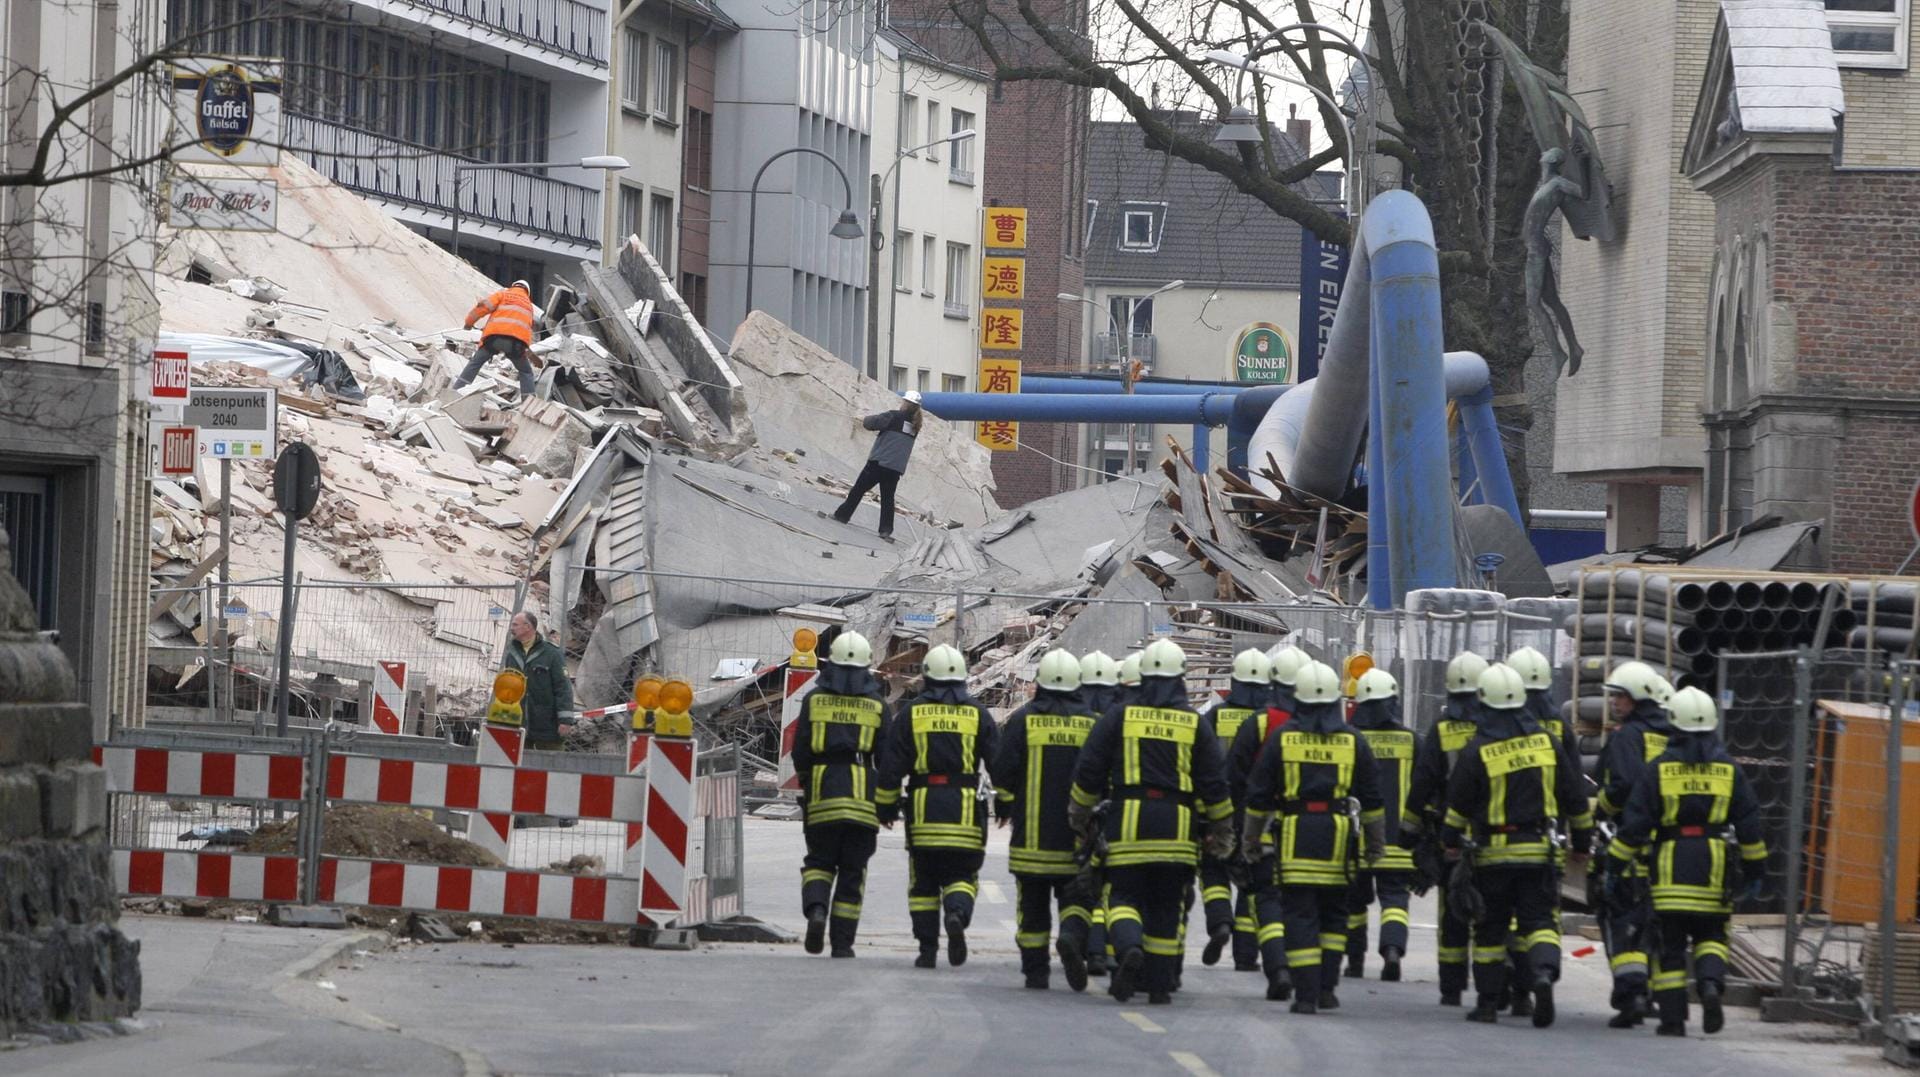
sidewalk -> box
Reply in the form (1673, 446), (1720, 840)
(5, 915), (463, 1077)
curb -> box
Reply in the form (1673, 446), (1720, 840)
(275, 929), (392, 984)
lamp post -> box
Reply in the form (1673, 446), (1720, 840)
(870, 128), (976, 381)
(450, 154), (630, 264)
(744, 146), (865, 322)
(1057, 279), (1185, 478)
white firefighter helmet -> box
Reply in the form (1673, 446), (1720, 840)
(827, 630), (872, 668)
(1231, 648), (1273, 686)
(1293, 661), (1343, 705)
(1140, 638), (1187, 678)
(1079, 650), (1120, 688)
(1505, 646), (1553, 692)
(1036, 649), (1081, 693)
(1119, 652), (1143, 686)
(923, 643), (968, 683)
(1353, 668), (1399, 704)
(1665, 686), (1719, 733)
(1445, 651), (1491, 694)
(1604, 660), (1664, 703)
(1268, 646), (1310, 687)
(1477, 663), (1528, 710)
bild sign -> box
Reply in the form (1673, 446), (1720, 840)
(1232, 322), (1295, 384)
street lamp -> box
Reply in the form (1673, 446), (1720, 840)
(1201, 53), (1355, 190)
(1057, 279), (1185, 477)
(450, 155), (630, 262)
(872, 128), (977, 379)
(744, 146), (866, 318)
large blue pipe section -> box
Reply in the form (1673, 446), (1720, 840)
(917, 391), (1239, 426)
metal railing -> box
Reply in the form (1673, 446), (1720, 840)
(398, 0), (608, 64)
(286, 115), (603, 248)
(1095, 332), (1157, 366)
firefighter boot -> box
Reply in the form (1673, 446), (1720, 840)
(945, 911), (969, 968)
(1345, 953), (1364, 979)
(914, 944), (937, 969)
(1202, 921), (1232, 967)
(1468, 959), (1506, 1023)
(1021, 945), (1050, 990)
(1289, 966), (1321, 1013)
(1265, 965), (1293, 1001)
(828, 914), (858, 959)
(1109, 947), (1144, 1003)
(804, 906), (828, 955)
(1380, 946), (1403, 982)
(1701, 979), (1725, 1035)
(1531, 975), (1555, 1029)
(1058, 934), (1089, 992)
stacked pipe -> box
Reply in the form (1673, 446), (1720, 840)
(1845, 581), (1920, 655)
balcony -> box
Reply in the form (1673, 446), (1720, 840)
(286, 115), (602, 251)
(383, 0), (607, 65)
(1095, 332), (1157, 368)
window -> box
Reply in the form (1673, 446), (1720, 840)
(619, 184), (645, 242)
(921, 236), (937, 296)
(0, 291), (27, 334)
(949, 109), (975, 183)
(1084, 199), (1100, 244)
(679, 271), (707, 323)
(622, 29), (649, 111)
(916, 369), (931, 392)
(1110, 295), (1155, 337)
(684, 108), (712, 190)
(942, 373), (965, 393)
(1122, 210), (1155, 249)
(1825, 0), (1909, 67)
(943, 241), (970, 317)
(653, 40), (679, 121)
(894, 230), (913, 289)
(649, 193), (675, 274)
(925, 101), (941, 160)
(889, 365), (907, 390)
(85, 301), (105, 354)
(903, 93), (920, 153)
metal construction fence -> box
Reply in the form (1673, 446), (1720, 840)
(101, 721), (742, 930)
(1715, 648), (1920, 1026)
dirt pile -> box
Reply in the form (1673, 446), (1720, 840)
(243, 804), (504, 868)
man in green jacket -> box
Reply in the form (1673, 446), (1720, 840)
(505, 612), (573, 750)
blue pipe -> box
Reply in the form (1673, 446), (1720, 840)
(1022, 375), (1253, 395)
(1367, 339), (1390, 608)
(916, 391), (1239, 426)
(1227, 385), (1290, 476)
(1458, 386), (1523, 528)
(1191, 424), (1209, 474)
(1364, 191), (1456, 607)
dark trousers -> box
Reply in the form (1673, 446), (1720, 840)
(1250, 857), (1287, 978)
(1470, 865), (1561, 1007)
(1652, 912), (1730, 1027)
(1015, 874), (1091, 980)
(1105, 863), (1191, 995)
(1267, 883), (1348, 997)
(1437, 881), (1472, 997)
(908, 848), (984, 949)
(1602, 882), (1654, 1010)
(455, 334), (536, 397)
(1345, 870), (1414, 961)
(833, 460), (901, 536)
(800, 823), (877, 950)
(1198, 854), (1259, 969)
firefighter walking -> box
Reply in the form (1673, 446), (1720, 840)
(792, 631), (888, 958)
(1196, 648), (1273, 972)
(1343, 668), (1415, 982)
(876, 644), (998, 969)
(1441, 663), (1593, 1027)
(1592, 660), (1677, 1027)
(1400, 650), (1490, 1006)
(1498, 645), (1567, 1016)
(1069, 639), (1233, 1005)
(1605, 687), (1768, 1037)
(1227, 645), (1307, 996)
(991, 649), (1099, 991)
(1076, 651), (1123, 979)
(1242, 660), (1386, 1014)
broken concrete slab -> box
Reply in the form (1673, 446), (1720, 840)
(504, 398), (598, 478)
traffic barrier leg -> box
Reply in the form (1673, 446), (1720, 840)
(469, 722), (525, 862)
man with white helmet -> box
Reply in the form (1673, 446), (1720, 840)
(876, 643), (998, 969)
(1442, 663), (1593, 1028)
(1117, 651), (1144, 701)
(1343, 667), (1416, 983)
(1069, 639), (1234, 1005)
(1241, 660), (1386, 1014)
(792, 631), (889, 958)
(1399, 649), (1491, 1006)
(1592, 659), (1679, 1027)
(1226, 643), (1309, 993)
(1506, 646), (1566, 744)
(1194, 648), (1274, 972)
(990, 649), (1099, 990)
(1075, 652), (1123, 978)
(1605, 687), (1767, 1038)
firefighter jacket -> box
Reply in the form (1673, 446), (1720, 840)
(1203, 678), (1271, 748)
(876, 682), (998, 851)
(790, 663), (888, 829)
(1349, 696), (1416, 872)
(1442, 706), (1594, 867)
(1244, 701), (1384, 887)
(1401, 692), (1481, 838)
(1081, 685), (1122, 721)
(1070, 675), (1232, 869)
(1606, 732), (1766, 915)
(1595, 700), (1677, 817)
(1524, 690), (1567, 744)
(991, 688), (1097, 876)
(1226, 687), (1295, 857)
(464, 286), (535, 344)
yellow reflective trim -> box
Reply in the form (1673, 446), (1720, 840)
(1480, 734), (1555, 777)
(1123, 706), (1198, 746)
(1071, 783), (1100, 807)
(1364, 728), (1415, 760)
(801, 868), (834, 884)
(1257, 923), (1287, 943)
(1143, 935), (1183, 956)
(1439, 721), (1476, 754)
(1286, 948), (1322, 968)
(812, 694), (883, 731)
(1643, 732), (1670, 762)
(1214, 706), (1256, 742)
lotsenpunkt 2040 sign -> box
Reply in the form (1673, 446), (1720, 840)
(170, 59), (283, 166)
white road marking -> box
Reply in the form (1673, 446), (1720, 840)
(979, 880), (1008, 904)
(1119, 1011), (1165, 1034)
(1169, 1051), (1223, 1077)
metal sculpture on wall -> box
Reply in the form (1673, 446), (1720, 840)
(1524, 149), (1587, 375)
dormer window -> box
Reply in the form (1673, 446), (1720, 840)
(1122, 210), (1155, 249)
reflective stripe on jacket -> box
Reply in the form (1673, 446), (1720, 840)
(466, 287), (535, 344)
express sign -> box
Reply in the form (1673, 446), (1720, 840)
(148, 349), (191, 402)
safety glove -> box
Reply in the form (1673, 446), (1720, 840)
(1240, 811), (1271, 864)
(1205, 815), (1236, 861)
(1364, 816), (1388, 866)
(1739, 855), (1768, 903)
(1067, 798), (1095, 838)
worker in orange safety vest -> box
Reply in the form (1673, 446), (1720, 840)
(456, 279), (538, 398)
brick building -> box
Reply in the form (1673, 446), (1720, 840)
(1681, 0), (1920, 575)
(888, 3), (1091, 506)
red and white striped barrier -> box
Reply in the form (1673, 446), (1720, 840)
(322, 755), (644, 821)
(777, 666), (817, 791)
(624, 732), (651, 882)
(641, 738), (695, 916)
(371, 661), (408, 734)
(467, 724), (524, 861)
(95, 745), (306, 801)
(317, 857), (641, 924)
(116, 849), (303, 902)
(566, 701), (636, 721)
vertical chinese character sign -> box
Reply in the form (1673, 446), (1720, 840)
(980, 309), (1023, 351)
(987, 209), (1028, 250)
(982, 257), (1025, 300)
(976, 357), (1021, 452)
